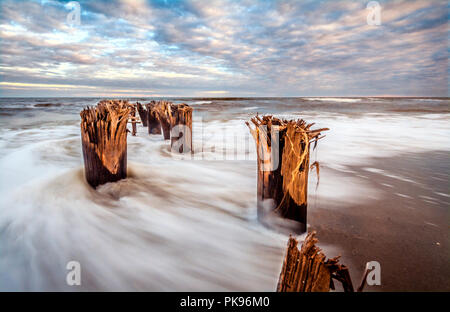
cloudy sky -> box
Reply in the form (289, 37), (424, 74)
(0, 0), (448, 97)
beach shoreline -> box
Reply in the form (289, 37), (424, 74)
(0, 97), (448, 291)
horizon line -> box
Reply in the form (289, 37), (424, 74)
(0, 96), (449, 99)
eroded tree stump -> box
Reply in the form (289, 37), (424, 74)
(246, 115), (328, 233)
(170, 104), (193, 153)
(156, 100), (173, 140)
(146, 101), (162, 135)
(80, 100), (130, 188)
(277, 231), (354, 292)
(129, 104), (137, 136)
(137, 102), (148, 127)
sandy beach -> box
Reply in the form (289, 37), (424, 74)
(310, 150), (449, 291)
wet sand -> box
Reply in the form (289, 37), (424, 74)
(308, 150), (449, 291)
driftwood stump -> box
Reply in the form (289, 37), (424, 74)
(146, 101), (162, 135)
(170, 104), (193, 153)
(130, 104), (137, 136)
(277, 231), (354, 292)
(246, 115), (328, 234)
(155, 101), (173, 140)
(80, 100), (130, 188)
(137, 102), (147, 127)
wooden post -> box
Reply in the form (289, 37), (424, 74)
(156, 101), (173, 140)
(170, 103), (193, 153)
(80, 100), (130, 188)
(246, 115), (328, 234)
(277, 231), (354, 292)
(130, 104), (137, 136)
(137, 102), (147, 127)
(146, 101), (162, 135)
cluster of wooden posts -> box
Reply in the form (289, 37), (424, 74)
(80, 99), (365, 292)
(80, 100), (193, 188)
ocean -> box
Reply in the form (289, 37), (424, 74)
(0, 97), (449, 291)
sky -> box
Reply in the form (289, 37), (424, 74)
(0, 0), (448, 97)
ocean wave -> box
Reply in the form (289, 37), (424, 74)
(191, 101), (212, 105)
(34, 103), (63, 107)
(414, 98), (448, 102)
(0, 161), (286, 291)
(305, 98), (362, 103)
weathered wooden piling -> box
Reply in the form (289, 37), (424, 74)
(155, 101), (173, 140)
(136, 102), (148, 127)
(170, 103), (193, 153)
(277, 231), (354, 292)
(246, 115), (328, 233)
(130, 104), (137, 136)
(146, 101), (162, 135)
(80, 100), (130, 188)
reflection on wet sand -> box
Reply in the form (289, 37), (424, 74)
(309, 150), (450, 291)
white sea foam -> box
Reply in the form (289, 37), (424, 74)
(0, 121), (289, 291)
(191, 101), (212, 105)
(294, 113), (450, 167)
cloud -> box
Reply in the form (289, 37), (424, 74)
(0, 0), (447, 97)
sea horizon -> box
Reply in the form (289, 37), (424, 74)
(1, 95), (449, 98)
